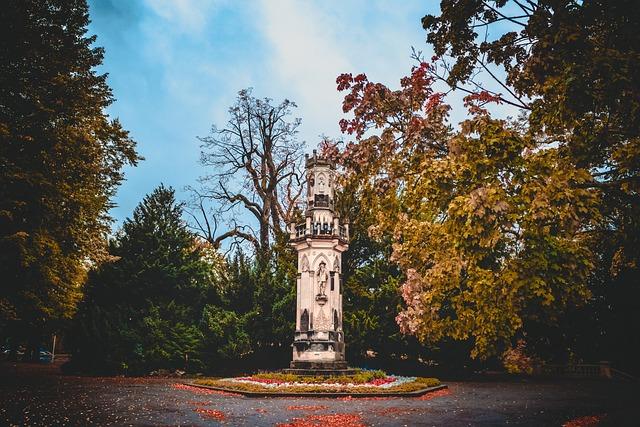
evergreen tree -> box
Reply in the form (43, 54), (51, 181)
(222, 250), (257, 315)
(72, 185), (217, 374)
(244, 232), (296, 365)
(0, 0), (139, 350)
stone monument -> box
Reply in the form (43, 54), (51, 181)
(285, 150), (351, 374)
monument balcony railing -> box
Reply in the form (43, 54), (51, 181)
(309, 199), (334, 210)
(338, 225), (348, 240)
(293, 222), (349, 241)
(314, 199), (331, 208)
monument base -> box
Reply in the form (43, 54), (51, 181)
(283, 360), (357, 376)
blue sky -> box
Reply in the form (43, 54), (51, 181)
(87, 0), (440, 228)
(87, 0), (516, 230)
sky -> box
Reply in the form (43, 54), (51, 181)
(87, 0), (514, 230)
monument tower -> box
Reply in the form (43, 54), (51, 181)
(286, 150), (350, 373)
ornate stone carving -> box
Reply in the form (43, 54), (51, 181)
(316, 261), (328, 296)
(315, 307), (331, 331)
(315, 294), (328, 305)
(288, 152), (349, 371)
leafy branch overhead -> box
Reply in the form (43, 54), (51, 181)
(423, 1), (640, 229)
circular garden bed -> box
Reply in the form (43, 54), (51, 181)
(188, 370), (445, 397)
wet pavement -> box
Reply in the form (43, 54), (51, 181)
(0, 360), (637, 426)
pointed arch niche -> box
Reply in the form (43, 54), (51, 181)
(313, 253), (330, 271)
(300, 254), (310, 272)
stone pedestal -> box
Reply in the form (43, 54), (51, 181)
(287, 151), (350, 375)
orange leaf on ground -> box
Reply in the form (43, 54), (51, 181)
(277, 413), (365, 427)
(562, 414), (606, 427)
(417, 388), (451, 400)
(194, 408), (226, 421)
(340, 396), (391, 401)
(187, 401), (211, 406)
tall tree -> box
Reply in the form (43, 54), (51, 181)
(422, 0), (640, 366)
(0, 0), (139, 348)
(320, 150), (419, 363)
(333, 63), (599, 359)
(193, 89), (305, 258)
(71, 185), (219, 374)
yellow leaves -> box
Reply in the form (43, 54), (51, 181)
(610, 246), (638, 277)
(337, 62), (604, 361)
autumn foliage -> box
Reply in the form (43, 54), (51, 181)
(332, 63), (600, 358)
(0, 0), (139, 351)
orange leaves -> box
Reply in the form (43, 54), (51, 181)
(340, 396), (391, 401)
(562, 414), (606, 427)
(464, 90), (503, 108)
(425, 92), (445, 113)
(416, 388), (451, 400)
(400, 62), (432, 89)
(336, 61), (443, 139)
(194, 408), (226, 421)
(277, 413), (365, 427)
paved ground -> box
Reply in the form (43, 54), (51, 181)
(0, 360), (637, 426)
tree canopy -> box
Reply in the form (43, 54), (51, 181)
(72, 185), (223, 373)
(423, 0), (640, 281)
(0, 0), (139, 348)
(330, 63), (600, 358)
(326, 1), (639, 363)
(422, 0), (640, 365)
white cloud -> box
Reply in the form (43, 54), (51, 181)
(257, 0), (353, 145)
(257, 0), (434, 148)
(143, 0), (218, 34)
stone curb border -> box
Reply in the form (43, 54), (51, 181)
(182, 381), (448, 398)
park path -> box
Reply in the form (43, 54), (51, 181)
(0, 361), (637, 426)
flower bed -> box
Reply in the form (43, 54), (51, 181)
(192, 370), (441, 395)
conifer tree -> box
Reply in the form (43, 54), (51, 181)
(72, 186), (217, 374)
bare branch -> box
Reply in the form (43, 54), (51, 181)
(193, 88), (305, 255)
(481, 1), (527, 27)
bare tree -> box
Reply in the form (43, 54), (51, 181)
(190, 89), (305, 257)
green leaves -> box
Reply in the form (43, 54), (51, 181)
(336, 62), (600, 359)
(71, 186), (221, 374)
(0, 0), (139, 342)
(201, 305), (250, 360)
